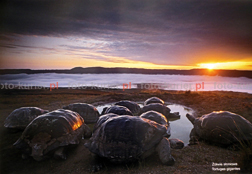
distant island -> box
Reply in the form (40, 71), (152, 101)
(0, 67), (252, 78)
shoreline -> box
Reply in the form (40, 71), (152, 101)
(1, 88), (251, 120)
(0, 88), (251, 173)
(1, 67), (252, 79)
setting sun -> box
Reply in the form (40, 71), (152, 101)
(198, 61), (252, 70)
(207, 64), (215, 70)
(199, 63), (216, 70)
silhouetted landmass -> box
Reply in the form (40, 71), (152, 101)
(0, 67), (252, 78)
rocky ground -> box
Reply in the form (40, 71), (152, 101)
(0, 88), (252, 174)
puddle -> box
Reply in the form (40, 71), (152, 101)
(167, 104), (194, 145)
(96, 104), (113, 114)
(96, 103), (194, 145)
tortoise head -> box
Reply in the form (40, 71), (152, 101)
(43, 110), (49, 114)
(62, 105), (69, 109)
(168, 112), (180, 120)
(101, 107), (108, 115)
(186, 114), (203, 133)
(186, 113), (196, 125)
(163, 106), (171, 118)
(13, 138), (32, 157)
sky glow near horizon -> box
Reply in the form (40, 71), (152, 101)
(1, 0), (252, 70)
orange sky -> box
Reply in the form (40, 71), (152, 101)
(1, 38), (251, 70)
(1, 1), (252, 70)
(1, 47), (252, 70)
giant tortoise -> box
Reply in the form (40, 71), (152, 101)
(186, 111), (252, 146)
(63, 103), (99, 124)
(85, 115), (175, 171)
(144, 97), (164, 106)
(140, 103), (180, 120)
(4, 107), (49, 130)
(102, 105), (133, 116)
(114, 100), (141, 115)
(14, 109), (91, 161)
(140, 110), (171, 137)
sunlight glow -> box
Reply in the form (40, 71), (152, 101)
(1, 35), (252, 70)
(203, 63), (215, 70)
(198, 61), (252, 70)
(71, 117), (83, 131)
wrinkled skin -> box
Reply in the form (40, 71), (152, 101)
(4, 107), (49, 130)
(144, 97), (164, 106)
(114, 100), (141, 115)
(102, 105), (133, 116)
(186, 111), (252, 146)
(63, 103), (100, 124)
(140, 103), (180, 120)
(140, 111), (171, 137)
(169, 139), (184, 149)
(14, 109), (91, 161)
(85, 115), (175, 172)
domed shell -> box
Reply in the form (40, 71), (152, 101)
(144, 97), (164, 106)
(4, 107), (49, 130)
(140, 103), (171, 118)
(140, 111), (171, 137)
(103, 105), (133, 116)
(114, 100), (141, 115)
(14, 109), (91, 161)
(187, 111), (252, 146)
(85, 115), (166, 163)
(140, 111), (168, 126)
(93, 113), (118, 133)
(63, 103), (100, 124)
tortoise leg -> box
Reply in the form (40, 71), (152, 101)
(156, 137), (175, 165)
(89, 154), (105, 173)
(164, 125), (171, 138)
(54, 147), (66, 160)
(83, 124), (92, 139)
(189, 128), (199, 145)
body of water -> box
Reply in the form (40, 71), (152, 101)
(0, 73), (252, 93)
(168, 104), (194, 145)
(96, 103), (194, 145)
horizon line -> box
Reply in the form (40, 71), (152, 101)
(0, 66), (252, 71)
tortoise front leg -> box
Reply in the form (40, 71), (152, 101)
(54, 147), (66, 160)
(89, 154), (105, 173)
(156, 137), (175, 165)
(189, 128), (199, 145)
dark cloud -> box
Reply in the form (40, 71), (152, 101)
(1, 1), (251, 34)
(0, 44), (16, 49)
(0, 0), (252, 66)
(0, 43), (59, 56)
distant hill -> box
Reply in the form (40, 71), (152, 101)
(0, 67), (252, 78)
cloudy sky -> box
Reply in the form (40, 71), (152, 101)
(1, 0), (252, 70)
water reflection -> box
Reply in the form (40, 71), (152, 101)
(96, 103), (194, 145)
(96, 104), (112, 114)
(167, 104), (194, 145)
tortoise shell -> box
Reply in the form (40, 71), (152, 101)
(14, 109), (91, 161)
(4, 107), (49, 130)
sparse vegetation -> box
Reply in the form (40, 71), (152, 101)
(0, 88), (252, 173)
